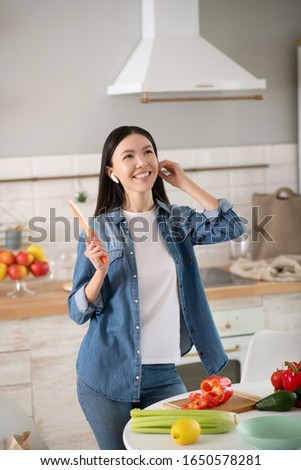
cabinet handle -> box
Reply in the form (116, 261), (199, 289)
(183, 344), (241, 358)
(224, 345), (241, 353)
(222, 321), (232, 329)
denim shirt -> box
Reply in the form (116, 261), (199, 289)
(68, 198), (245, 402)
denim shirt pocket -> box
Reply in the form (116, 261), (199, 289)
(106, 249), (124, 290)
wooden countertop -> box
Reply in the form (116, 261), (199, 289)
(0, 280), (69, 320)
(205, 279), (301, 300)
(0, 277), (300, 320)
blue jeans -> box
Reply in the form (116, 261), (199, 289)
(77, 363), (187, 450)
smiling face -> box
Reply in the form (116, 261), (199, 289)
(107, 133), (159, 204)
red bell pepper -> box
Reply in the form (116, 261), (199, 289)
(282, 361), (301, 393)
(181, 392), (219, 410)
(285, 360), (301, 372)
(180, 376), (234, 410)
(200, 376), (234, 404)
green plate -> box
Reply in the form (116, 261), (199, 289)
(237, 415), (301, 450)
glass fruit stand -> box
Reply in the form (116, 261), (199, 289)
(4, 274), (52, 299)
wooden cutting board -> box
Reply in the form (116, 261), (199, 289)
(163, 391), (261, 414)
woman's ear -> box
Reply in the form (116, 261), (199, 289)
(106, 167), (119, 184)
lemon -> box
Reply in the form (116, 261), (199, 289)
(26, 245), (48, 261)
(170, 418), (201, 445)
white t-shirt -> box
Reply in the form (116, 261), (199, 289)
(123, 207), (181, 364)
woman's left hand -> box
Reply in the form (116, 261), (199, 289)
(158, 160), (190, 189)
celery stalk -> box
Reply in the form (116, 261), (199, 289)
(130, 408), (236, 420)
(130, 407), (238, 435)
(131, 427), (170, 434)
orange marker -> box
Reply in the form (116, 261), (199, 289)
(69, 200), (107, 264)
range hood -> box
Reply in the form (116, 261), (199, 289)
(107, 0), (266, 103)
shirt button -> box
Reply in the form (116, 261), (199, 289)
(137, 350), (140, 354)
(133, 274), (137, 278)
(135, 375), (140, 380)
(134, 299), (138, 304)
(130, 251), (134, 255)
(135, 325), (140, 330)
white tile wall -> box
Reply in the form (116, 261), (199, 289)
(0, 143), (298, 271)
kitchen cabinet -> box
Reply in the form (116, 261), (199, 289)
(177, 295), (264, 386)
(177, 289), (301, 388)
(263, 291), (301, 330)
(209, 291), (301, 367)
(210, 297), (264, 366)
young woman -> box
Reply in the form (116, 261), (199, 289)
(68, 125), (245, 449)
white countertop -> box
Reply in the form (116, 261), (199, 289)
(123, 381), (301, 450)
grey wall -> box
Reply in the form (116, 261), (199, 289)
(1, 0), (300, 157)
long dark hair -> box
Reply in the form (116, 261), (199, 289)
(94, 126), (170, 216)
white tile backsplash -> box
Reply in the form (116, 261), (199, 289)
(1, 181), (33, 202)
(193, 147), (229, 167)
(0, 143), (298, 268)
(159, 148), (196, 168)
(33, 179), (74, 199)
(0, 157), (33, 179)
(229, 145), (266, 165)
(32, 155), (73, 178)
(229, 167), (266, 186)
(230, 185), (266, 207)
(192, 169), (230, 191)
(72, 153), (101, 175)
(266, 144), (298, 165)
(265, 163), (298, 185)
(266, 181), (299, 193)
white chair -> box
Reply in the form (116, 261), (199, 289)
(240, 329), (301, 383)
(0, 396), (48, 450)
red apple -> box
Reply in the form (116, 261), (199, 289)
(30, 261), (49, 277)
(8, 263), (28, 280)
(0, 250), (15, 265)
(15, 250), (34, 266)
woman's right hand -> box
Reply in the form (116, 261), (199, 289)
(84, 237), (109, 273)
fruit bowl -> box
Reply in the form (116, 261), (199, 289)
(0, 245), (51, 298)
(237, 415), (301, 450)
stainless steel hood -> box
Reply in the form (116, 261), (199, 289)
(107, 0), (266, 103)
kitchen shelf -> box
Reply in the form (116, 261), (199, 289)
(0, 164), (269, 184)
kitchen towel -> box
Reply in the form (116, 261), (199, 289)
(251, 187), (301, 260)
(229, 254), (301, 282)
(4, 431), (32, 450)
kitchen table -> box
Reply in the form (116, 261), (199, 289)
(123, 381), (301, 450)
(0, 396), (48, 450)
